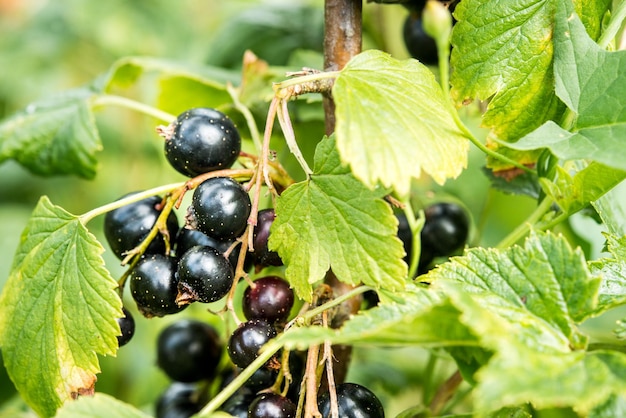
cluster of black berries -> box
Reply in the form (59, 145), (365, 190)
(401, 0), (460, 65)
(105, 107), (386, 417)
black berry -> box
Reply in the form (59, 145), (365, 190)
(175, 227), (247, 271)
(252, 208), (283, 267)
(242, 276), (294, 323)
(176, 245), (234, 305)
(116, 307), (135, 347)
(227, 319), (277, 369)
(220, 388), (255, 418)
(156, 319), (223, 383)
(130, 254), (187, 318)
(155, 382), (203, 418)
(403, 13), (438, 65)
(318, 383), (385, 418)
(248, 393), (296, 418)
(191, 177), (251, 241)
(104, 193), (179, 260)
(164, 108), (241, 177)
(420, 202), (469, 257)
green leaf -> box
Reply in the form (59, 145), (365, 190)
(589, 234), (626, 316)
(0, 197), (122, 417)
(270, 136), (407, 301)
(333, 50), (469, 196)
(509, 1), (626, 168)
(0, 87), (101, 179)
(426, 230), (600, 351)
(475, 348), (626, 414)
(593, 181), (626, 237)
(553, 0), (626, 129)
(450, 0), (563, 142)
(509, 121), (626, 171)
(589, 395), (626, 418)
(278, 284), (477, 349)
(540, 163), (626, 215)
(54, 393), (151, 418)
(575, 0), (611, 41)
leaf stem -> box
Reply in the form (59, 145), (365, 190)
(273, 71), (340, 96)
(195, 340), (283, 417)
(79, 182), (184, 224)
(277, 99), (313, 176)
(401, 199), (425, 279)
(226, 83), (263, 152)
(495, 196), (554, 249)
(91, 94), (176, 123)
(597, 1), (626, 49)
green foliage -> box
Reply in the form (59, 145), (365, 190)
(450, 0), (563, 142)
(0, 197), (122, 417)
(1, 0), (626, 416)
(0, 87), (101, 179)
(333, 50), (469, 196)
(270, 136), (407, 301)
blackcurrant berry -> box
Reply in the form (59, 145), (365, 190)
(220, 388), (255, 418)
(420, 202), (469, 257)
(156, 382), (203, 418)
(116, 307), (135, 347)
(104, 193), (179, 260)
(164, 108), (241, 177)
(156, 319), (223, 383)
(130, 254), (187, 318)
(242, 276), (294, 323)
(248, 393), (297, 418)
(227, 319), (277, 369)
(175, 227), (248, 271)
(403, 13), (438, 65)
(318, 383), (385, 418)
(176, 245), (234, 305)
(191, 177), (251, 241)
(252, 208), (283, 267)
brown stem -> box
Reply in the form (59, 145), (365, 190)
(323, 0), (362, 135)
(429, 370), (463, 416)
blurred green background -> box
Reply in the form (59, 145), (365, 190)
(0, 0), (614, 416)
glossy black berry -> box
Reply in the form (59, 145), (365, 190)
(421, 202), (469, 257)
(227, 319), (277, 369)
(176, 245), (234, 305)
(318, 383), (385, 418)
(403, 13), (438, 65)
(243, 276), (294, 323)
(116, 307), (135, 347)
(191, 177), (251, 241)
(130, 254), (187, 318)
(156, 319), (223, 383)
(248, 393), (297, 418)
(175, 227), (247, 271)
(252, 208), (283, 267)
(164, 108), (241, 177)
(156, 382), (203, 418)
(104, 193), (179, 260)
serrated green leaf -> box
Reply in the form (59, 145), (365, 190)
(509, 1), (626, 168)
(450, 0), (564, 142)
(54, 393), (150, 418)
(278, 284), (477, 349)
(593, 181), (626, 237)
(553, 0), (626, 129)
(426, 231), (600, 350)
(0, 87), (101, 179)
(589, 234), (626, 316)
(540, 163), (626, 215)
(0, 197), (122, 417)
(270, 136), (406, 301)
(475, 348), (626, 415)
(333, 50), (469, 196)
